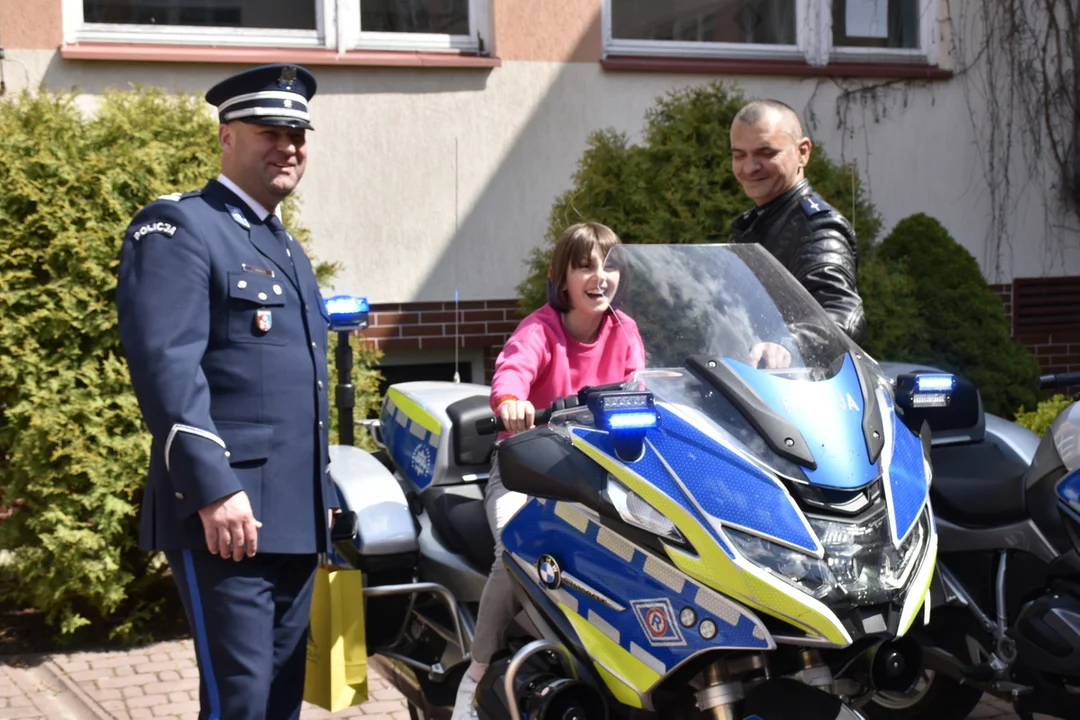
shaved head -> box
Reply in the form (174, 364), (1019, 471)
(732, 99), (805, 142)
(730, 99), (812, 205)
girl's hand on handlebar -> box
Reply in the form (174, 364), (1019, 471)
(497, 399), (535, 434)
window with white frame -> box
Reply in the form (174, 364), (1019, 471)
(831, 0), (920, 50)
(603, 0), (937, 64)
(66, 0), (489, 54)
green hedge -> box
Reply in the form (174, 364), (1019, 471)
(874, 214), (1041, 418)
(0, 87), (379, 642)
(1015, 394), (1074, 437)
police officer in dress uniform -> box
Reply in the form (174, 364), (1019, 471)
(729, 99), (866, 365)
(116, 64), (333, 720)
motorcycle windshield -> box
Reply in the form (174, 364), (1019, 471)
(606, 243), (880, 487)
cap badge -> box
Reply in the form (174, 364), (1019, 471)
(278, 66), (298, 88)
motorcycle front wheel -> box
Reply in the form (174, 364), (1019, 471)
(862, 669), (984, 720)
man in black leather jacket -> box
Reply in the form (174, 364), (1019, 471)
(729, 100), (866, 346)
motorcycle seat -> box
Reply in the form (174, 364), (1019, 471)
(430, 493), (496, 572)
(930, 441), (1029, 525)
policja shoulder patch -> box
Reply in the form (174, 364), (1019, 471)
(132, 221), (178, 241)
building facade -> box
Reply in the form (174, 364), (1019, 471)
(2, 0), (1077, 384)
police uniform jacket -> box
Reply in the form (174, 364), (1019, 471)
(117, 179), (333, 554)
(730, 178), (866, 343)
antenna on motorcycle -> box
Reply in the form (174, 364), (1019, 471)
(453, 289), (461, 383)
(452, 135), (462, 384)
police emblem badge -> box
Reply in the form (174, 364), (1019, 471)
(278, 66), (298, 87)
(255, 309), (273, 333)
(226, 204), (251, 230)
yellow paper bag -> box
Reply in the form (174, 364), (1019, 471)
(303, 565), (369, 711)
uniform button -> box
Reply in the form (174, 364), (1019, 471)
(311, 342), (317, 350)
(305, 304), (311, 312)
(318, 380), (324, 390)
(273, 284), (283, 295)
(318, 421), (325, 429)
(175, 492), (184, 500)
(258, 292), (268, 301)
(237, 280), (248, 289)
(224, 451), (231, 458)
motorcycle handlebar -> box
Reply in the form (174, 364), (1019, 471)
(1037, 371), (1080, 390)
(475, 406), (556, 436)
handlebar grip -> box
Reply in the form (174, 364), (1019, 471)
(1038, 371), (1080, 390)
(475, 407), (555, 435)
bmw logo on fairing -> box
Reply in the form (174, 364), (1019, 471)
(537, 554), (561, 589)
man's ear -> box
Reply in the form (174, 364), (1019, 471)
(218, 123), (232, 152)
(797, 136), (812, 167)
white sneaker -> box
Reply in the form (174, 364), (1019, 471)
(450, 670), (480, 720)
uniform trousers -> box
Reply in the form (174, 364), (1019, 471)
(165, 550), (318, 720)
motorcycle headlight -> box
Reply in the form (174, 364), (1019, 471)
(607, 478), (683, 542)
(726, 508), (928, 610)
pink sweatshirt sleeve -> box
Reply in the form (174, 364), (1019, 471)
(490, 319), (551, 411)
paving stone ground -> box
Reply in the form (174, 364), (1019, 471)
(0, 639), (1058, 719)
(1, 639), (407, 719)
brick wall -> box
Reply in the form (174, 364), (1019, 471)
(997, 277), (1080, 395)
(358, 299), (521, 382)
(1022, 333), (1080, 375)
(1010, 276), (1080, 384)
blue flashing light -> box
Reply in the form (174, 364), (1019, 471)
(606, 410), (660, 430)
(325, 295), (370, 316)
(916, 374), (955, 392)
(587, 390), (660, 432)
(323, 295), (370, 332)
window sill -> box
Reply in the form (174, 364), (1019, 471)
(59, 43), (502, 69)
(601, 55), (952, 80)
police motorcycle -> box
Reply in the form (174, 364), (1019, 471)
(860, 366), (1080, 720)
(327, 243), (943, 720)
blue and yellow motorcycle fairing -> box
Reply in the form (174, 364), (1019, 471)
(488, 244), (941, 719)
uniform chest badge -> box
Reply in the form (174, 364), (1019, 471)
(226, 204), (251, 230)
(255, 309), (273, 333)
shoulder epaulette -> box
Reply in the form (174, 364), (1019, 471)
(156, 189), (202, 202)
(800, 194), (834, 217)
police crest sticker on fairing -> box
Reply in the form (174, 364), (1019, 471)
(631, 598), (687, 647)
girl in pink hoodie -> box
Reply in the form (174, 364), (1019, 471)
(452, 222), (645, 719)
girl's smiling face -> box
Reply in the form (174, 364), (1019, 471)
(563, 247), (619, 316)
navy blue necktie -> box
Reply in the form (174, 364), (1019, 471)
(265, 214), (291, 250)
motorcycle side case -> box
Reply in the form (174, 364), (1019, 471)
(379, 381), (496, 493)
(328, 443), (419, 560)
(1028, 400), (1080, 557)
(328, 444), (421, 649)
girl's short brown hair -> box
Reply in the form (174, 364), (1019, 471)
(546, 222), (621, 313)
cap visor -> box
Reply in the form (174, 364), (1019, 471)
(239, 116), (314, 131)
